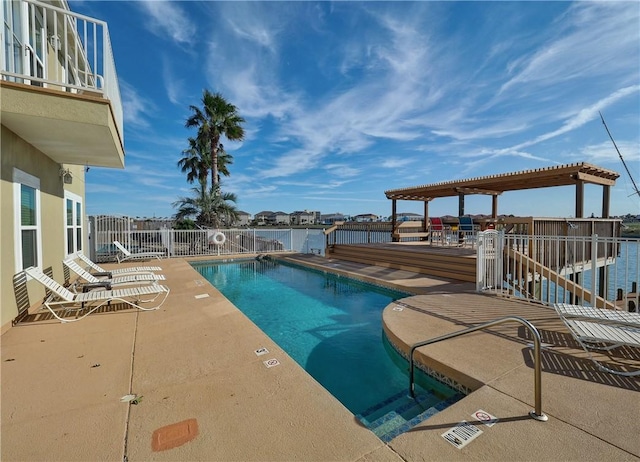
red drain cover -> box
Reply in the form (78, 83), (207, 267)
(151, 418), (199, 451)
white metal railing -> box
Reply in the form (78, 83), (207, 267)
(90, 227), (327, 262)
(477, 231), (639, 312)
(1, 0), (123, 139)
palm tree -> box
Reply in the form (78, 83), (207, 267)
(216, 144), (234, 182)
(185, 90), (245, 188)
(173, 183), (239, 228)
(177, 137), (210, 185)
(178, 138), (235, 186)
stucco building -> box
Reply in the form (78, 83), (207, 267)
(1, 0), (123, 332)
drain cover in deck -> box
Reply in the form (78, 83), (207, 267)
(152, 418), (199, 451)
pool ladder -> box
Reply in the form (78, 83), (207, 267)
(408, 316), (549, 422)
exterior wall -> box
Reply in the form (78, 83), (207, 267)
(0, 126), (86, 332)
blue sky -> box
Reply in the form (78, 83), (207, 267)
(73, 1), (640, 220)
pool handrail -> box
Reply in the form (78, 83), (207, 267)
(408, 316), (548, 422)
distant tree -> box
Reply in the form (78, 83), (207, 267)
(173, 218), (196, 230)
(173, 183), (239, 228)
(185, 90), (244, 188)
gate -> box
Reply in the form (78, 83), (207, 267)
(88, 215), (131, 262)
(476, 230), (503, 290)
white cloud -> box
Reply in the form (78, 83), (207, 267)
(508, 86), (640, 152)
(162, 58), (185, 105)
(137, 1), (194, 44)
(579, 141), (640, 165)
(380, 158), (415, 169)
(324, 163), (361, 178)
(120, 80), (155, 129)
(499, 2), (639, 95)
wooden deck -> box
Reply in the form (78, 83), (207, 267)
(327, 242), (477, 283)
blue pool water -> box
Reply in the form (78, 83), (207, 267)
(192, 258), (460, 416)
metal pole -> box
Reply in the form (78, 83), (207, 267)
(408, 316), (548, 422)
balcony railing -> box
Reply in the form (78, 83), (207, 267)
(1, 0), (123, 139)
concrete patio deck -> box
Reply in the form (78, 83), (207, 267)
(2, 255), (638, 461)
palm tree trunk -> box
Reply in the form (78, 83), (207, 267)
(211, 135), (219, 188)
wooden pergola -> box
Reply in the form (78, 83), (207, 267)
(384, 162), (620, 234)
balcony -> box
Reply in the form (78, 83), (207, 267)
(1, 0), (124, 169)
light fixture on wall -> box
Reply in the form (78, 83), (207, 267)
(59, 168), (73, 184)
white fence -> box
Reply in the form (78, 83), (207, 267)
(89, 221), (327, 262)
(477, 231), (639, 312)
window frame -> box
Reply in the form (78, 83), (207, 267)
(64, 190), (83, 257)
(13, 168), (42, 272)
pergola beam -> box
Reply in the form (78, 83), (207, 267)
(385, 162), (620, 227)
(455, 187), (503, 196)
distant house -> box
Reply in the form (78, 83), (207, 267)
(253, 211), (290, 225)
(290, 210), (316, 225)
(354, 213), (378, 222)
(273, 212), (291, 225)
(132, 218), (174, 230)
(254, 211), (273, 225)
(236, 211), (251, 227)
(397, 212), (423, 222)
(321, 213), (345, 225)
(1, 1), (124, 332)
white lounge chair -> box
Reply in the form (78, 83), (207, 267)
(113, 240), (166, 263)
(24, 266), (169, 323)
(554, 303), (640, 328)
(76, 252), (162, 276)
(63, 258), (165, 291)
(556, 311), (640, 377)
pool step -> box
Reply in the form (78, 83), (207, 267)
(357, 390), (464, 443)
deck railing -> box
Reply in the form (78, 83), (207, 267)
(477, 231), (639, 312)
(324, 222), (394, 246)
(1, 0), (123, 139)
(323, 218), (621, 248)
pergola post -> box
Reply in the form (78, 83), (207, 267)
(391, 199), (398, 242)
(492, 195), (498, 218)
(575, 180), (584, 218)
(602, 185), (611, 218)
(458, 194), (465, 217)
(423, 201), (429, 233)
(598, 184), (612, 297)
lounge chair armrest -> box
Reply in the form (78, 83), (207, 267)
(82, 282), (112, 292)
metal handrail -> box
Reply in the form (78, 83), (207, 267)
(408, 316), (549, 422)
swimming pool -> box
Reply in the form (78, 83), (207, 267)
(192, 258), (462, 439)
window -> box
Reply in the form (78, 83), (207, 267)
(64, 191), (83, 256)
(13, 169), (42, 272)
(2, 0), (25, 79)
